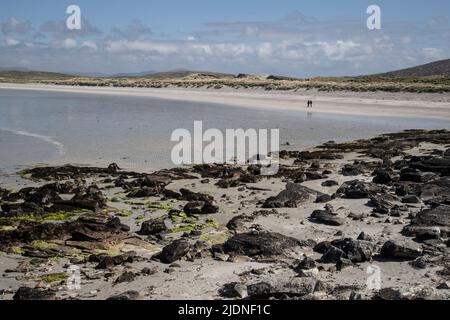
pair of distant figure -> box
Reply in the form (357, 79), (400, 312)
(306, 100), (313, 108)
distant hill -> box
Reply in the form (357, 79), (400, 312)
(376, 59), (450, 77)
(0, 70), (76, 80)
(137, 70), (235, 80)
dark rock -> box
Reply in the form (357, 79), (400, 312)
(410, 257), (427, 269)
(226, 215), (254, 231)
(247, 278), (316, 298)
(321, 180), (339, 187)
(114, 271), (136, 284)
(402, 226), (441, 241)
(402, 195), (421, 204)
(315, 194), (332, 203)
(222, 231), (306, 258)
(319, 246), (345, 263)
(107, 163), (121, 174)
(141, 266), (159, 275)
(368, 194), (395, 214)
(107, 290), (140, 300)
(310, 210), (345, 226)
(375, 288), (405, 300)
(246, 282), (272, 298)
(436, 282), (450, 290)
(179, 188), (215, 202)
(219, 282), (248, 298)
(331, 238), (375, 263)
(183, 201), (218, 215)
(313, 241), (332, 254)
(20, 163), (131, 181)
(341, 164), (365, 176)
(409, 205), (450, 235)
(419, 178), (450, 202)
(127, 187), (159, 198)
(262, 183), (322, 208)
(335, 180), (383, 199)
(52, 185), (107, 211)
(380, 240), (423, 260)
(215, 179), (243, 189)
(95, 251), (137, 269)
(409, 156), (450, 175)
(138, 218), (167, 235)
(400, 168), (437, 183)
(336, 258), (353, 271)
(294, 257), (317, 272)
(154, 239), (190, 263)
(372, 169), (396, 184)
(357, 232), (373, 242)
(13, 287), (55, 300)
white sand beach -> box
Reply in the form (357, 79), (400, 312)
(1, 83), (450, 120)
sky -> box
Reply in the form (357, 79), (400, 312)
(0, 0), (449, 77)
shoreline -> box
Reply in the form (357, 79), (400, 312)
(2, 83), (450, 121)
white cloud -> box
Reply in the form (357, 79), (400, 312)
(60, 38), (77, 49)
(5, 37), (20, 46)
(1, 16), (32, 35)
(81, 40), (97, 50)
(105, 40), (178, 54)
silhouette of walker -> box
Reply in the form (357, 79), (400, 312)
(306, 100), (313, 108)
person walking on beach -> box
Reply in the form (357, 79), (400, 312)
(307, 100), (313, 108)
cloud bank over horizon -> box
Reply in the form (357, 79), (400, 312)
(1, 1), (449, 77)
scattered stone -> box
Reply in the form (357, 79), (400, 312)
(380, 240), (423, 260)
(373, 169), (396, 184)
(321, 180), (339, 187)
(94, 251), (137, 269)
(335, 180), (382, 199)
(402, 195), (421, 204)
(183, 201), (218, 215)
(400, 168), (437, 183)
(154, 239), (190, 263)
(137, 218), (167, 235)
(310, 210), (345, 226)
(410, 257), (427, 269)
(222, 231), (306, 258)
(336, 258), (353, 271)
(13, 287), (56, 300)
(315, 194), (332, 203)
(293, 256), (317, 272)
(114, 271), (136, 284)
(262, 183), (322, 208)
(247, 278), (317, 298)
(107, 290), (140, 300)
(319, 246), (345, 263)
(219, 282), (248, 299)
(436, 282), (450, 290)
(141, 266), (159, 275)
(357, 232), (373, 242)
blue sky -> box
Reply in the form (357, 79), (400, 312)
(1, 0), (449, 76)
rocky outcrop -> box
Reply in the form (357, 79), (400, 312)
(221, 231), (307, 258)
(262, 183), (322, 208)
